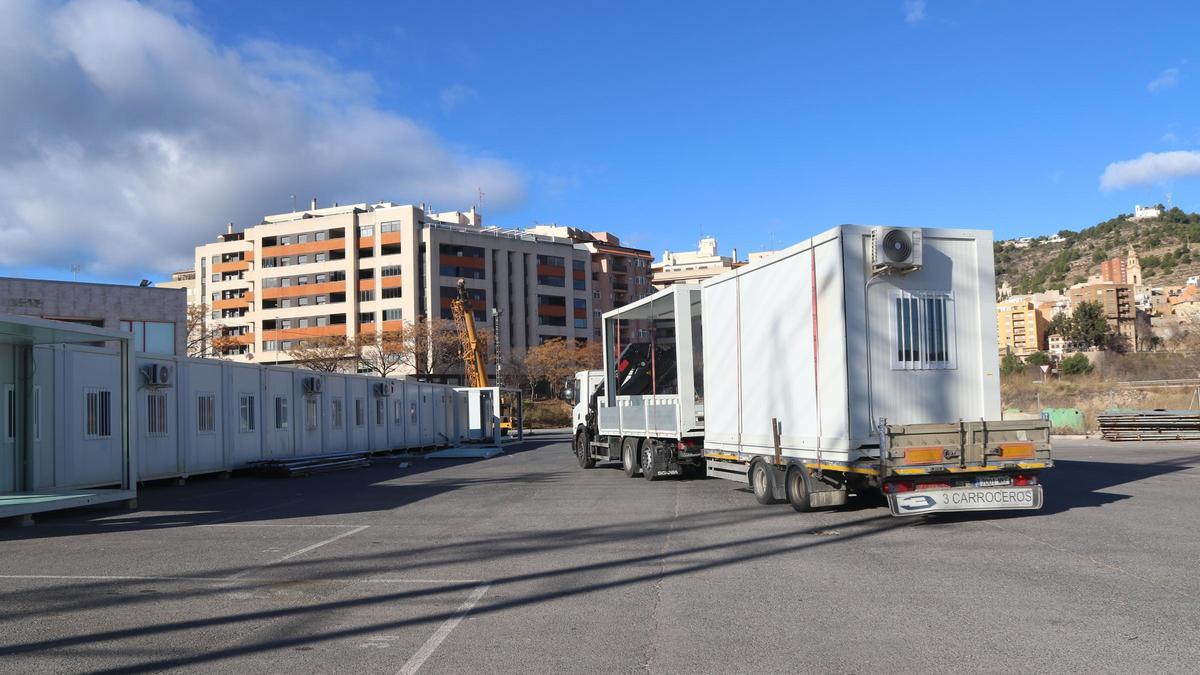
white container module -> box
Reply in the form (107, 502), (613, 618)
(323, 373), (350, 455)
(701, 225), (1000, 463)
(366, 375), (388, 451)
(136, 355), (181, 480)
(184, 358), (225, 474)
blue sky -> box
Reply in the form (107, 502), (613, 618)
(5, 0), (1200, 284)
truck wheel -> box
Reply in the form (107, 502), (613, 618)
(642, 441), (663, 481)
(750, 461), (780, 505)
(622, 437), (642, 477)
(576, 431), (595, 469)
(785, 466), (813, 512)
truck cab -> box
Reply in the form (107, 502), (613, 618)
(566, 370), (605, 439)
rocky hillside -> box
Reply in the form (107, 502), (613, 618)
(994, 206), (1200, 294)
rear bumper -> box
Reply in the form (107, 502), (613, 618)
(888, 485), (1043, 516)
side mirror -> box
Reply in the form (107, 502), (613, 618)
(561, 387), (575, 402)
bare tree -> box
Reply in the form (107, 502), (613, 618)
(186, 304), (222, 358)
(356, 328), (414, 378)
(285, 335), (356, 372)
(524, 338), (602, 399)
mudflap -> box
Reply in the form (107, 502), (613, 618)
(806, 469), (848, 509)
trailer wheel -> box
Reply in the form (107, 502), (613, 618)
(750, 461), (780, 505)
(575, 430), (595, 469)
(642, 441), (663, 481)
(621, 437), (642, 477)
(785, 466), (813, 513)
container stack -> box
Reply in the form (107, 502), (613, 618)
(1097, 410), (1200, 441)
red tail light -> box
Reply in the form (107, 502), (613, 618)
(1012, 474), (1039, 486)
(883, 480), (915, 494)
(920, 481), (951, 490)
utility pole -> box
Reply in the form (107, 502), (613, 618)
(492, 307), (503, 387)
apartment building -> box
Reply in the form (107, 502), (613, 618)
(1067, 282), (1138, 347)
(156, 270), (196, 305)
(997, 298), (1048, 357)
(192, 201), (593, 378)
(1099, 247), (1142, 289)
(651, 237), (744, 289)
(524, 225), (654, 338)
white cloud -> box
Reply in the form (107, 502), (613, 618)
(1147, 67), (1180, 93)
(0, 0), (525, 276)
(903, 0), (926, 25)
(439, 84), (477, 112)
(1100, 150), (1200, 189)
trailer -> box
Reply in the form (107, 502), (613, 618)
(568, 225), (1051, 516)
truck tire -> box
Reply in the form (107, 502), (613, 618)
(750, 461), (780, 505)
(576, 430), (595, 469)
(785, 465), (813, 513)
(642, 440), (663, 482)
(622, 437), (642, 477)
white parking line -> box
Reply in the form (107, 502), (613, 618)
(0, 574), (478, 585)
(225, 525), (369, 579)
(397, 583), (490, 675)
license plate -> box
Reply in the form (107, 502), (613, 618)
(888, 486), (1042, 516)
(976, 476), (1011, 487)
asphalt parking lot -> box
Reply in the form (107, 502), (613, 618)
(2, 434), (1199, 674)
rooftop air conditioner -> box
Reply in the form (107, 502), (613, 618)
(373, 382), (396, 397)
(871, 227), (923, 272)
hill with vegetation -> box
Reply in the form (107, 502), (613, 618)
(994, 206), (1200, 294)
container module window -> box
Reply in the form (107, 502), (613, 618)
(275, 396), (289, 429)
(376, 398), (385, 425)
(891, 290), (955, 370)
(331, 398), (344, 429)
(306, 397), (318, 430)
(197, 393), (216, 433)
(85, 388), (113, 439)
(4, 385), (14, 441)
(239, 394), (256, 432)
(147, 393), (168, 436)
(355, 398), (365, 427)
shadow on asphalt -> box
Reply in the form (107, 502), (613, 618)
(0, 433), (572, 540)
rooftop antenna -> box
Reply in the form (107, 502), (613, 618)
(476, 186), (484, 210)
(1167, 192), (1173, 209)
(70, 263), (80, 281)
(290, 194), (296, 213)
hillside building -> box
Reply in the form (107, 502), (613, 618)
(191, 201), (593, 379)
(1099, 247), (1142, 289)
(996, 298), (1048, 357)
(1067, 282), (1138, 348)
(1131, 205), (1162, 221)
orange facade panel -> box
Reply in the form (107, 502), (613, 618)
(440, 254), (485, 269)
(538, 304), (567, 317)
(380, 276), (402, 289)
(537, 264), (566, 277)
(212, 297), (250, 310)
(358, 236), (375, 249)
(260, 239), (344, 258)
(358, 279), (376, 292)
(380, 232), (402, 245)
(260, 281), (346, 300)
(213, 260), (249, 274)
(261, 325), (348, 341)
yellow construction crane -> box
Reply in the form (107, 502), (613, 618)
(450, 278), (489, 388)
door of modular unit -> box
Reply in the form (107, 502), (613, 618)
(419, 384), (435, 446)
(387, 380), (406, 450)
(369, 390), (388, 452)
(432, 388), (447, 446)
(0, 344), (16, 493)
(402, 380), (420, 449)
(264, 370), (295, 458)
(138, 360), (181, 480)
(187, 362), (225, 474)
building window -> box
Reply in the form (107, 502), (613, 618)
(380, 221), (402, 233)
(355, 398), (365, 426)
(298, 255), (309, 265)
(239, 394), (256, 432)
(359, 268), (375, 279)
(298, 297), (310, 306)
(537, 254), (565, 267)
(84, 388), (113, 440)
(382, 287), (402, 299)
(359, 312), (375, 324)
(305, 397), (319, 430)
(376, 398), (385, 426)
(332, 397), (344, 429)
(120, 320), (177, 355)
(440, 244), (485, 258)
(359, 290), (375, 302)
(891, 291), (956, 370)
(197, 393), (216, 433)
(383, 309), (402, 321)
(539, 315), (567, 327)
(538, 295), (566, 307)
(538, 274), (565, 287)
(381, 265), (401, 277)
(275, 396), (289, 429)
(359, 225), (375, 237)
(147, 393), (168, 436)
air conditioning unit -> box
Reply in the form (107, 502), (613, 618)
(871, 226), (923, 271)
(141, 363), (172, 387)
(373, 382), (396, 397)
(302, 377), (323, 395)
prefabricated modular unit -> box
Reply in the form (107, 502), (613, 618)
(418, 383), (436, 446)
(700, 225), (1000, 464)
(136, 355), (181, 480)
(322, 374), (351, 455)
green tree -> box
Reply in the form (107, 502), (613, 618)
(1000, 353), (1025, 376)
(1026, 351), (1051, 366)
(1067, 301), (1111, 349)
(1060, 353), (1094, 376)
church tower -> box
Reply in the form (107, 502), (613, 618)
(1126, 246), (1142, 288)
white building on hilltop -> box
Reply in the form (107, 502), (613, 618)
(1131, 205), (1162, 221)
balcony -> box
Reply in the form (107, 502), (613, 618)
(261, 324), (347, 341)
(260, 238), (345, 258)
(213, 259), (249, 274)
(261, 281), (347, 300)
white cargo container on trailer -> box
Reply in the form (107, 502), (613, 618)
(573, 225), (1052, 517)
